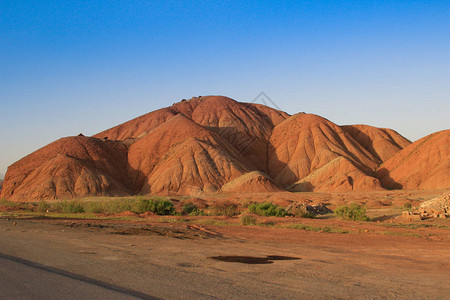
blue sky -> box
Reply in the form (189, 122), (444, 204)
(1, 0), (449, 178)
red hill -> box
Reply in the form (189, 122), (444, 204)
(1, 95), (445, 201)
(342, 125), (411, 162)
(127, 113), (250, 195)
(268, 113), (380, 190)
(377, 130), (450, 190)
(1, 136), (131, 201)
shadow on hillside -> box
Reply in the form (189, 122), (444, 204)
(126, 164), (153, 196)
(265, 143), (297, 190)
(204, 125), (270, 172)
(289, 181), (314, 192)
(125, 124), (299, 194)
(202, 125), (298, 190)
(376, 167), (403, 190)
(343, 127), (382, 162)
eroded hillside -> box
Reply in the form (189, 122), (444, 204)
(3, 96), (447, 201)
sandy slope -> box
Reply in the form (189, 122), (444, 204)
(378, 130), (450, 190)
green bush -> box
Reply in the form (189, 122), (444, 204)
(131, 198), (175, 215)
(403, 202), (412, 209)
(240, 214), (256, 226)
(111, 199), (134, 213)
(334, 203), (370, 221)
(181, 203), (205, 216)
(149, 199), (175, 215)
(248, 202), (287, 217)
(28, 197), (179, 215)
(83, 201), (104, 214)
(132, 198), (152, 214)
(59, 200), (85, 213)
(286, 224), (350, 234)
(82, 199), (134, 214)
(0, 198), (20, 208)
(241, 199), (255, 208)
(37, 200), (51, 212)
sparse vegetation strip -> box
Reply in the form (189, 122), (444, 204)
(247, 202), (287, 217)
(281, 223), (350, 234)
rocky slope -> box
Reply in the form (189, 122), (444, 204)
(342, 125), (411, 162)
(377, 130), (449, 190)
(1, 136), (131, 201)
(1, 96), (445, 200)
(127, 114), (250, 195)
(268, 113), (381, 189)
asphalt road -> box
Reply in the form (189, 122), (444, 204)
(0, 253), (155, 299)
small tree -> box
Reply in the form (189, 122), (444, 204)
(334, 203), (370, 221)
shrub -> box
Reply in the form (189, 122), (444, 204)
(110, 199), (133, 213)
(0, 199), (20, 208)
(181, 203), (205, 216)
(241, 199), (255, 208)
(149, 199), (175, 215)
(286, 224), (350, 234)
(403, 202), (412, 209)
(211, 201), (239, 216)
(334, 203), (370, 221)
(190, 209), (205, 216)
(37, 200), (51, 212)
(84, 201), (104, 214)
(82, 199), (134, 214)
(132, 198), (152, 214)
(240, 214), (256, 226)
(59, 200), (85, 213)
(248, 202), (287, 217)
(131, 198), (175, 215)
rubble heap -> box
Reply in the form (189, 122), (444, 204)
(286, 203), (333, 216)
(402, 192), (449, 221)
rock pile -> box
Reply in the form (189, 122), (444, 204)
(286, 203), (333, 216)
(419, 192), (449, 218)
(402, 192), (449, 221)
(401, 211), (424, 222)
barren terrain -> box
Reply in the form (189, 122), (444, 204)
(1, 190), (449, 299)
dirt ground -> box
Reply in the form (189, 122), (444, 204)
(193, 188), (447, 209)
(1, 189), (449, 299)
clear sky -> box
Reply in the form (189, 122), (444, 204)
(1, 1), (449, 178)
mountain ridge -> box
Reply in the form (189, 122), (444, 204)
(2, 95), (447, 200)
